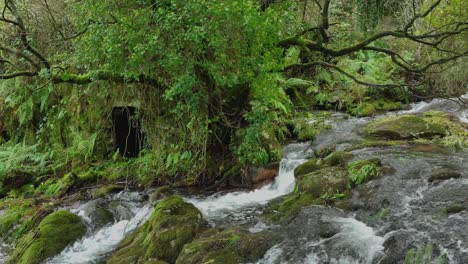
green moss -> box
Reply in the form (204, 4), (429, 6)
(298, 167), (349, 197)
(422, 111), (468, 149)
(35, 173), (77, 197)
(292, 112), (332, 142)
(293, 159), (324, 179)
(365, 115), (446, 140)
(314, 144), (336, 159)
(345, 140), (407, 151)
(375, 100), (403, 111)
(350, 102), (376, 117)
(347, 158), (381, 185)
(324, 151), (353, 166)
(349, 100), (402, 117)
(176, 228), (275, 264)
(92, 184), (125, 199)
(268, 192), (323, 220)
(107, 195), (203, 264)
(441, 203), (464, 215)
(0, 208), (22, 237)
(7, 210), (86, 264)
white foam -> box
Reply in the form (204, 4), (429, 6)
(187, 148), (308, 218)
(47, 204), (152, 264)
(326, 217), (385, 264)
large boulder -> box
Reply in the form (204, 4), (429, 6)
(176, 228), (277, 264)
(365, 115), (446, 140)
(107, 195), (203, 264)
(7, 210), (86, 264)
(297, 167), (349, 198)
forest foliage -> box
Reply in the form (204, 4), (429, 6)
(0, 0), (466, 189)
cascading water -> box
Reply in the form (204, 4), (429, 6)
(187, 143), (310, 219)
(46, 192), (153, 264)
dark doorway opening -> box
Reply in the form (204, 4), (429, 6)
(112, 107), (144, 158)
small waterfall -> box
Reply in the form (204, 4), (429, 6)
(187, 142), (310, 218)
(257, 217), (384, 264)
(46, 193), (153, 264)
(401, 93), (468, 123)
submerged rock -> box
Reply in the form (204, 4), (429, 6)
(6, 210), (86, 264)
(428, 171), (462, 182)
(84, 200), (115, 229)
(365, 115), (446, 140)
(176, 228), (277, 264)
(107, 195), (203, 264)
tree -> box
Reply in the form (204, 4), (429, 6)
(279, 0), (467, 94)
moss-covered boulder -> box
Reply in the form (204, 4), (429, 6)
(365, 115), (446, 140)
(323, 151), (353, 166)
(107, 195), (203, 264)
(265, 192), (324, 220)
(298, 167), (349, 197)
(92, 184), (125, 199)
(344, 139), (407, 151)
(176, 228), (276, 264)
(314, 144), (336, 159)
(294, 159), (324, 179)
(7, 210), (86, 264)
(149, 185), (175, 204)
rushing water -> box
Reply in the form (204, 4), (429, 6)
(46, 192), (153, 264)
(187, 142), (310, 220)
(2, 96), (467, 263)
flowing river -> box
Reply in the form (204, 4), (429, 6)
(2, 95), (466, 264)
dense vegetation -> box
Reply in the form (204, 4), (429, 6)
(1, 0), (466, 188)
(0, 0), (466, 263)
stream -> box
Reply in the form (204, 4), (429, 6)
(2, 96), (467, 264)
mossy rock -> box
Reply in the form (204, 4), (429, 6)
(7, 210), (86, 264)
(107, 195), (203, 264)
(442, 204), (465, 215)
(350, 102), (377, 117)
(294, 159), (324, 179)
(149, 186), (175, 204)
(266, 192), (323, 220)
(428, 171), (462, 182)
(314, 144), (336, 159)
(298, 167), (349, 198)
(365, 115), (446, 140)
(92, 184), (125, 199)
(324, 151), (353, 166)
(176, 228), (276, 264)
(344, 140), (407, 151)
